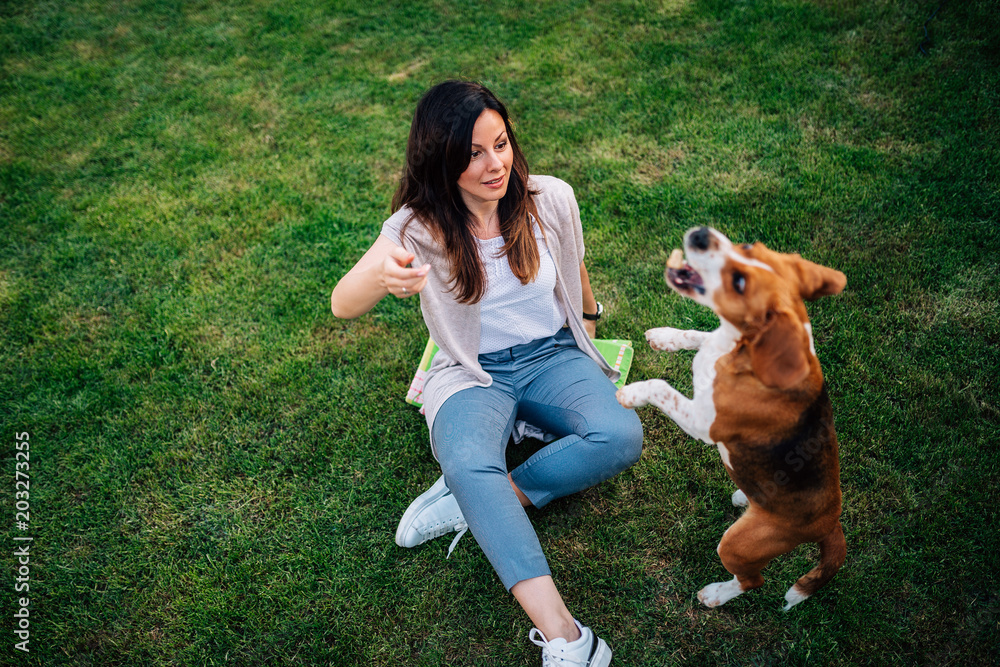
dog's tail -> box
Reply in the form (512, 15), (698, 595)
(782, 522), (846, 611)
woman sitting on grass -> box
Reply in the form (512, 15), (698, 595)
(331, 80), (642, 666)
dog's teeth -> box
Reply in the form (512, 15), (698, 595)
(668, 248), (685, 269)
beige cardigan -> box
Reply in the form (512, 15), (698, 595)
(381, 175), (619, 448)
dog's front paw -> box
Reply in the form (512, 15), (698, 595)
(616, 383), (650, 410)
(645, 327), (687, 352)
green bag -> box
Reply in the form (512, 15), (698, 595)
(406, 337), (634, 409)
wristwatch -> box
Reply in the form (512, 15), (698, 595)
(582, 301), (603, 321)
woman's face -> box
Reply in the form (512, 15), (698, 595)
(456, 109), (513, 210)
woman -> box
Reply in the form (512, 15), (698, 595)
(331, 80), (642, 666)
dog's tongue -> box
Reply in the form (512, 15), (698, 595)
(668, 265), (704, 291)
(665, 247), (704, 293)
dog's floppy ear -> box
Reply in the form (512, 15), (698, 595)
(749, 309), (811, 390)
(792, 256), (847, 301)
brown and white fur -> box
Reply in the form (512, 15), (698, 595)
(617, 226), (847, 611)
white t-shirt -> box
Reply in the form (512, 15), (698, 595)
(380, 218), (567, 355)
(476, 223), (567, 354)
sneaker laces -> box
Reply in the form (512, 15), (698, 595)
(447, 525), (468, 558)
(529, 628), (589, 667)
(415, 512), (468, 558)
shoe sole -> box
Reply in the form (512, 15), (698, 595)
(394, 476), (450, 547)
(590, 638), (612, 667)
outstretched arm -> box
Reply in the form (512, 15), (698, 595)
(331, 235), (430, 319)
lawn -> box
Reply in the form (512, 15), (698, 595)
(1, 0), (998, 664)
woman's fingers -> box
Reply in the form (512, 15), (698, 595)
(400, 268), (429, 296)
(387, 245), (415, 268)
(383, 249), (429, 298)
(400, 273), (428, 297)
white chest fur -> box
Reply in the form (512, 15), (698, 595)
(689, 321), (740, 446)
(617, 320), (741, 459)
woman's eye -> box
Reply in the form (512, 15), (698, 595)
(495, 141), (507, 151)
(470, 150), (482, 159)
(733, 272), (746, 294)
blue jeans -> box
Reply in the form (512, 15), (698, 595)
(432, 328), (644, 590)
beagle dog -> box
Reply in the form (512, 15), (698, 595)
(617, 226), (847, 611)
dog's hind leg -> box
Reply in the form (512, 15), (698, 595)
(699, 510), (798, 608)
(783, 522), (846, 611)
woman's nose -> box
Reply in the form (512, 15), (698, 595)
(487, 151), (503, 170)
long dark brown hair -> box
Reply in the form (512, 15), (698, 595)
(392, 80), (538, 304)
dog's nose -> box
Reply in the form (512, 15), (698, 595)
(690, 227), (711, 251)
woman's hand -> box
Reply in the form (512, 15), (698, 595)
(583, 318), (597, 339)
(383, 246), (430, 299)
(332, 235), (429, 319)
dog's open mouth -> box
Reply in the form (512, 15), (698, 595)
(666, 249), (705, 295)
(667, 265), (705, 294)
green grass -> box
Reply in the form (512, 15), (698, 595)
(2, 0), (998, 664)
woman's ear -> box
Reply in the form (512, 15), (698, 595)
(749, 309), (811, 390)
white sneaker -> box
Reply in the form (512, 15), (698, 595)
(394, 476), (469, 557)
(529, 620), (612, 667)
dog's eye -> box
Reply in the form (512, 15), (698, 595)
(733, 272), (746, 294)
(742, 244), (753, 250)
